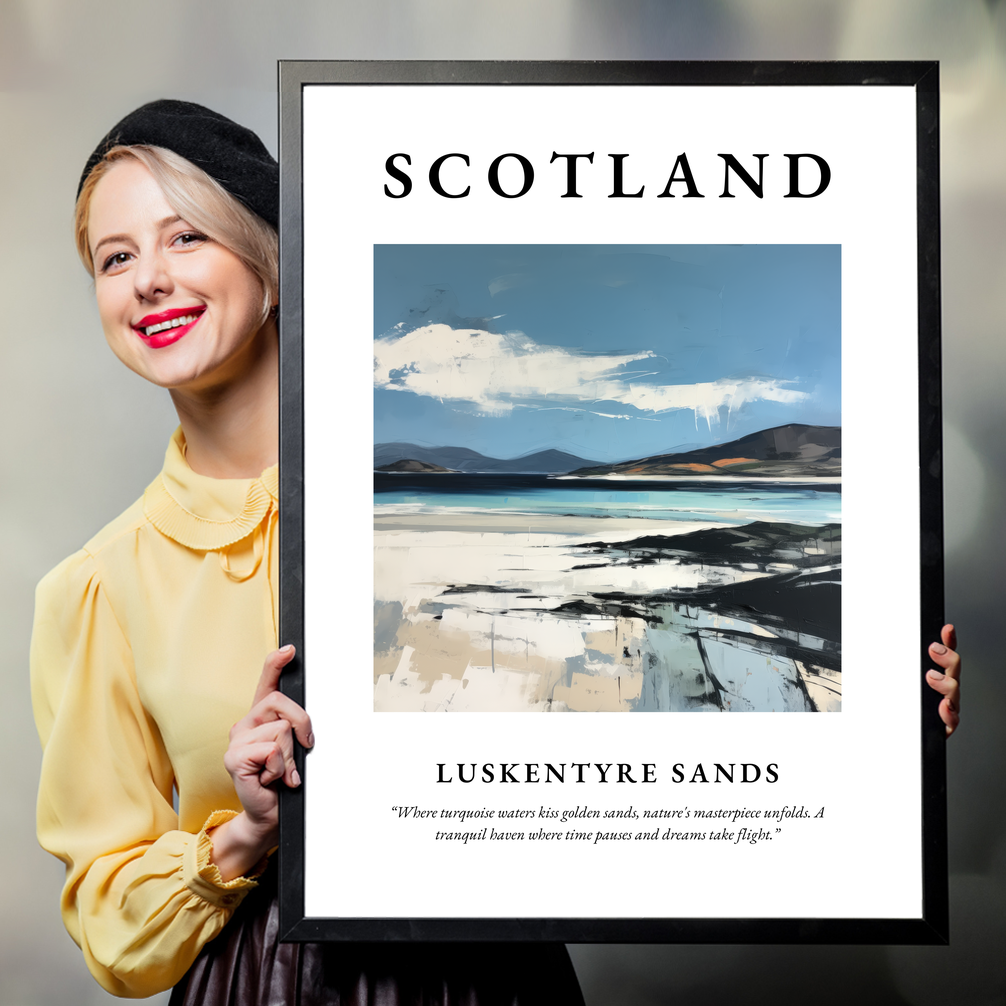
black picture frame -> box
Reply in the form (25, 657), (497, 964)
(277, 60), (945, 944)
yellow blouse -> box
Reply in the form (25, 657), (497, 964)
(31, 428), (279, 998)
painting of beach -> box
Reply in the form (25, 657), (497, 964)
(373, 245), (841, 713)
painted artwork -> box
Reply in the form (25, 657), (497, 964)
(373, 245), (841, 713)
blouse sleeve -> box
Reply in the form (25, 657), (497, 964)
(30, 549), (262, 998)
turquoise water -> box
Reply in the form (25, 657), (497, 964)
(375, 483), (841, 526)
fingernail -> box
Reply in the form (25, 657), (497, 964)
(928, 670), (944, 680)
(292, 768), (301, 787)
(280, 644), (295, 654)
(306, 732), (315, 748)
(931, 643), (947, 655)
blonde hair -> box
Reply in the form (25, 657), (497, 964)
(75, 145), (278, 323)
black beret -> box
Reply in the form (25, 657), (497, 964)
(78, 99), (278, 228)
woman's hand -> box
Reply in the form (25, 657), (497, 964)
(926, 624), (961, 738)
(209, 645), (314, 881)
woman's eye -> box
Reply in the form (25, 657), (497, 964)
(101, 251), (132, 273)
(173, 231), (208, 248)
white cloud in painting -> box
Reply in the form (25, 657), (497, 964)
(374, 324), (808, 424)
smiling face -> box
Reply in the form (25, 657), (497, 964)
(87, 158), (272, 393)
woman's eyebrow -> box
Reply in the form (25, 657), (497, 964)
(92, 216), (185, 257)
(92, 232), (133, 256)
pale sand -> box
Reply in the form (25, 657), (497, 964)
(373, 599), (838, 713)
(374, 611), (653, 713)
(374, 511), (727, 539)
(373, 504), (840, 713)
(373, 512), (839, 712)
(373, 522), (772, 608)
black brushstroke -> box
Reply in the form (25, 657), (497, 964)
(579, 520), (841, 571)
(693, 633), (726, 709)
(685, 570), (842, 647)
(441, 583), (529, 596)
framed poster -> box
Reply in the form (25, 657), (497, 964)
(277, 61), (946, 943)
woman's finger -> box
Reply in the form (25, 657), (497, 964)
(244, 690), (313, 748)
(939, 698), (961, 737)
(255, 742), (287, 787)
(233, 718), (301, 788)
(224, 739), (287, 787)
(925, 669), (959, 704)
(252, 644), (296, 707)
(941, 623), (958, 653)
(231, 689), (313, 750)
(926, 668), (960, 737)
(928, 641), (961, 682)
(928, 624), (961, 738)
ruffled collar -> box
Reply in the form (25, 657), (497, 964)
(143, 428), (278, 551)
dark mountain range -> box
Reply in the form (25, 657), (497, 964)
(570, 424), (841, 478)
(376, 425), (840, 478)
(376, 459), (454, 473)
(374, 443), (596, 474)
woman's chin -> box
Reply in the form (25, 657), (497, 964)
(109, 323), (273, 395)
(122, 353), (219, 393)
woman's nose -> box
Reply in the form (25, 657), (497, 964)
(133, 249), (173, 302)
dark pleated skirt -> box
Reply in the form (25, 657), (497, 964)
(169, 869), (585, 1006)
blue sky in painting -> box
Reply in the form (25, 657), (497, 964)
(374, 245), (840, 464)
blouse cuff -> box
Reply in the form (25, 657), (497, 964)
(183, 810), (269, 909)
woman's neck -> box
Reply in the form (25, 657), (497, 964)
(169, 320), (280, 479)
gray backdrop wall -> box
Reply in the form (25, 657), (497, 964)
(2, 2), (1003, 1003)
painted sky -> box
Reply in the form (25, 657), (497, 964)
(374, 245), (840, 464)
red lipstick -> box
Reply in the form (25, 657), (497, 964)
(132, 306), (206, 349)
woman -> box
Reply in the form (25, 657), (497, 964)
(31, 100), (586, 1003)
(32, 99), (962, 1003)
